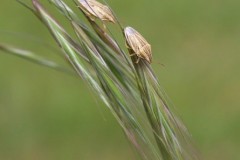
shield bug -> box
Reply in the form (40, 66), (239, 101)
(124, 27), (152, 63)
(78, 0), (116, 23)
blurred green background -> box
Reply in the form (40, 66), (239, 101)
(0, 0), (240, 160)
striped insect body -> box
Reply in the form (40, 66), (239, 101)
(78, 0), (116, 23)
(124, 27), (152, 63)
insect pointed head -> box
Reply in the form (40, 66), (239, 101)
(124, 26), (135, 35)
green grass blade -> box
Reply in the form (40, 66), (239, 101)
(0, 43), (74, 75)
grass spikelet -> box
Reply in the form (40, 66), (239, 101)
(0, 0), (199, 160)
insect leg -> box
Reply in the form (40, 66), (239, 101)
(136, 57), (141, 63)
(102, 23), (107, 32)
(129, 53), (136, 57)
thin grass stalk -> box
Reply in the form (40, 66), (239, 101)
(127, 48), (171, 159)
(31, 1), (161, 159)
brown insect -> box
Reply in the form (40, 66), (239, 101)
(124, 27), (152, 63)
(78, 0), (116, 23)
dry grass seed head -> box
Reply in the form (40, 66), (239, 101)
(124, 27), (152, 63)
(78, 0), (116, 23)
